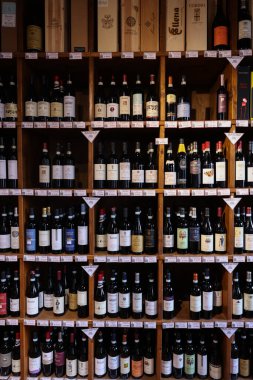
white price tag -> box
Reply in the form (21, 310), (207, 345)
(94, 256), (106, 263)
(118, 256), (131, 263)
(6, 255), (17, 262)
(47, 189), (60, 196)
(74, 189), (86, 196)
(0, 255), (5, 261)
(162, 322), (175, 328)
(164, 256), (177, 263)
(239, 49), (252, 56)
(144, 322), (156, 329)
(218, 120), (231, 128)
(36, 255), (48, 262)
(0, 52), (13, 59)
(178, 121), (191, 128)
(232, 321), (244, 328)
(104, 121), (117, 128)
(59, 189), (72, 196)
(245, 322), (253, 328)
(117, 190), (130, 196)
(177, 189), (190, 196)
(25, 52), (38, 59)
(46, 52), (59, 59)
(155, 138), (168, 145)
(204, 189), (217, 196)
(82, 130), (100, 143)
(9, 189), (21, 195)
(175, 322), (188, 328)
(225, 132), (244, 145)
(215, 321), (227, 328)
(104, 190), (117, 196)
(165, 121), (177, 128)
(144, 256), (157, 263)
(168, 51), (182, 58)
(22, 189), (34, 196)
(233, 255), (245, 263)
(107, 256), (119, 263)
(0, 320), (5, 326)
(236, 188), (249, 195)
(118, 321), (131, 328)
(117, 121), (130, 128)
(92, 190), (104, 196)
(3, 122), (15, 128)
(24, 255), (35, 262)
(177, 257), (189, 263)
(37, 320), (49, 327)
(131, 121), (144, 128)
(22, 122), (33, 128)
(63, 320), (75, 327)
(83, 327), (98, 338)
(201, 322), (214, 328)
(186, 50), (198, 58)
(60, 121), (72, 128)
(217, 189), (230, 196)
(61, 255), (73, 262)
(73, 121), (86, 129)
(69, 52), (82, 60)
(204, 50), (217, 58)
(24, 319), (36, 326)
(121, 51), (134, 59)
(205, 120), (218, 128)
(247, 255), (253, 262)
(189, 256), (202, 263)
(219, 50), (232, 58)
(221, 328), (237, 339)
(99, 52), (112, 59)
(83, 196), (100, 208)
(223, 197), (241, 210)
(48, 256), (60, 263)
(131, 321), (143, 328)
(143, 52), (156, 59)
(35, 189), (47, 196)
(143, 189), (156, 196)
(192, 189), (205, 196)
(222, 263), (238, 273)
(0, 189), (9, 195)
(202, 256), (215, 263)
(75, 255), (87, 262)
(47, 121), (59, 128)
(106, 321), (118, 327)
(164, 189), (177, 196)
(50, 320), (62, 327)
(132, 256), (144, 263)
(6, 319), (18, 326)
(250, 188), (253, 195)
(215, 255), (228, 263)
(130, 190), (143, 196)
(188, 322), (200, 329)
(146, 121), (159, 128)
(236, 120), (249, 127)
(34, 122), (46, 128)
(76, 320), (89, 327)
(192, 121), (204, 128)
(227, 56), (243, 68)
(91, 121), (104, 129)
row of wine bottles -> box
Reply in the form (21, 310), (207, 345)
(0, 137), (18, 189)
(0, 330), (20, 376)
(231, 329), (253, 379)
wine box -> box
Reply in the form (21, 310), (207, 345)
(1, 1), (17, 52)
(140, 0), (159, 51)
(121, 0), (140, 52)
(71, 0), (88, 52)
(45, 0), (68, 52)
(237, 66), (250, 120)
(165, 0), (185, 51)
(97, 0), (119, 52)
(186, 0), (207, 51)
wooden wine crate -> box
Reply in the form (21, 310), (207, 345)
(121, 0), (140, 52)
(1, 0), (17, 52)
(186, 0), (207, 51)
(71, 0), (88, 52)
(45, 0), (68, 52)
(140, 0), (159, 51)
(97, 0), (119, 52)
(165, 0), (185, 51)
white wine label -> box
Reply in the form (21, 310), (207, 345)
(215, 162), (226, 182)
(38, 101), (50, 117)
(120, 356), (130, 375)
(10, 227), (19, 250)
(39, 230), (50, 247)
(144, 357), (154, 375)
(64, 96), (75, 118)
(95, 300), (106, 315)
(51, 229), (62, 251)
(202, 168), (215, 185)
(132, 169), (144, 183)
(42, 350), (53, 365)
(77, 290), (87, 306)
(197, 354), (208, 377)
(120, 162), (131, 181)
(78, 226), (88, 246)
(165, 171), (176, 186)
(214, 290), (222, 307)
(108, 355), (120, 370)
(52, 165), (63, 180)
(107, 102), (119, 118)
(133, 93), (143, 116)
(66, 358), (77, 377)
(39, 165), (50, 183)
(51, 102), (63, 118)
(244, 293), (253, 311)
(78, 360), (88, 376)
(26, 297), (38, 315)
(145, 169), (157, 183)
(236, 161), (246, 180)
(53, 296), (64, 315)
(234, 227), (244, 248)
(202, 291), (213, 311)
(215, 233), (226, 252)
(95, 357), (106, 376)
(107, 233), (119, 251)
(163, 299), (174, 312)
(245, 234), (253, 251)
(146, 100), (159, 118)
(190, 295), (201, 312)
(163, 234), (174, 248)
(233, 298), (243, 316)
(145, 300), (157, 315)
(8, 159), (18, 180)
(173, 353), (183, 369)
(132, 293), (142, 313)
(119, 292), (130, 308)
(107, 163), (119, 180)
(120, 230), (131, 247)
(95, 103), (106, 119)
(120, 96), (130, 115)
(201, 234), (213, 252)
(25, 101), (37, 117)
(107, 292), (119, 314)
(0, 160), (6, 179)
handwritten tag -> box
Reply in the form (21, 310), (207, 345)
(106, 321), (118, 327)
(94, 256), (106, 263)
(47, 122), (59, 129)
(223, 197), (241, 210)
(99, 52), (112, 59)
(177, 189), (190, 196)
(227, 56), (243, 68)
(76, 320), (88, 327)
(24, 319), (36, 326)
(104, 121), (117, 128)
(143, 189), (156, 197)
(189, 256), (201, 263)
(82, 130), (100, 143)
(144, 256), (157, 263)
(121, 51), (134, 59)
(22, 122), (33, 128)
(219, 50), (231, 58)
(50, 320), (62, 327)
(3, 121), (15, 128)
(24, 255), (35, 262)
(25, 52), (38, 59)
(60, 121), (72, 128)
(165, 121), (177, 128)
(34, 189), (47, 196)
(59, 189), (72, 196)
(22, 189), (34, 196)
(118, 190), (130, 196)
(215, 256), (228, 263)
(186, 50), (198, 58)
(63, 320), (74, 327)
(232, 321), (244, 328)
(143, 52), (156, 60)
(83, 197), (100, 208)
(131, 321), (143, 328)
(46, 52), (58, 59)
(75, 255), (87, 262)
(107, 256), (119, 263)
(221, 328), (237, 339)
(245, 322), (253, 328)
(132, 256), (144, 263)
(6, 319), (18, 326)
(130, 190), (143, 196)
(74, 189), (86, 197)
(202, 256), (215, 263)
(168, 51), (181, 58)
(162, 322), (175, 328)
(177, 257), (189, 263)
(201, 321), (214, 328)
(73, 121), (85, 129)
(144, 322), (156, 328)
(164, 256), (177, 263)
(119, 256), (131, 263)
(146, 121), (159, 128)
(236, 120), (248, 127)
(118, 321), (130, 328)
(217, 189), (230, 196)
(69, 52), (82, 60)
(104, 190), (117, 196)
(131, 121), (144, 128)
(175, 322), (187, 328)
(205, 120), (218, 128)
(47, 189), (59, 196)
(34, 122), (46, 128)
(247, 255), (253, 262)
(155, 138), (168, 145)
(0, 189), (9, 195)
(215, 321), (227, 328)
(36, 255), (47, 262)
(37, 320), (49, 327)
(225, 132), (244, 145)
(222, 263), (238, 273)
(204, 50), (217, 58)
(0, 52), (13, 59)
(6, 255), (17, 262)
(192, 189), (204, 196)
(205, 189), (217, 196)
(61, 256), (73, 262)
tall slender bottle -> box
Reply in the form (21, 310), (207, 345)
(119, 207), (131, 254)
(131, 142), (144, 188)
(164, 143), (176, 188)
(94, 76), (106, 121)
(119, 74), (130, 121)
(119, 141), (131, 189)
(94, 331), (107, 378)
(235, 141), (246, 188)
(107, 142), (118, 189)
(7, 137), (18, 188)
(238, 0), (252, 49)
(176, 139), (187, 188)
(163, 271), (174, 319)
(166, 75), (176, 121)
(163, 207), (175, 253)
(146, 74), (159, 121)
(177, 75), (190, 121)
(64, 74), (76, 121)
(212, 0), (229, 50)
(132, 74), (144, 121)
(190, 273), (201, 320)
(132, 272), (143, 319)
(131, 207), (143, 254)
(217, 74), (228, 120)
(94, 142), (106, 189)
(108, 331), (119, 379)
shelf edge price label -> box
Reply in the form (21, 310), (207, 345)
(83, 196), (100, 208)
(46, 52), (59, 59)
(227, 56), (243, 68)
(168, 51), (181, 59)
(204, 50), (217, 58)
(143, 52), (156, 60)
(225, 132), (244, 145)
(121, 51), (134, 59)
(223, 197), (241, 210)
(82, 328), (98, 339)
(25, 52), (38, 59)
(222, 263), (238, 273)
(81, 130), (100, 143)
(69, 52), (82, 60)
(155, 137), (168, 145)
(221, 328), (237, 339)
(99, 52), (112, 59)
(82, 265), (98, 277)
(0, 52), (13, 59)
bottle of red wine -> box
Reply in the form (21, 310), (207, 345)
(7, 137), (18, 188)
(238, 0), (252, 49)
(9, 270), (19, 317)
(25, 74), (37, 121)
(64, 208), (76, 253)
(144, 331), (155, 376)
(63, 142), (75, 188)
(215, 141), (227, 188)
(163, 207), (175, 253)
(44, 266), (53, 311)
(69, 269), (78, 312)
(189, 207), (200, 254)
(50, 75), (63, 121)
(246, 140), (253, 187)
(52, 143), (63, 188)
(201, 268), (213, 319)
(38, 75), (50, 121)
(64, 73), (75, 121)
(94, 76), (106, 121)
(190, 273), (201, 320)
(95, 273), (106, 319)
(132, 74), (144, 121)
(0, 271), (7, 318)
(4, 76), (17, 121)
(107, 207), (119, 254)
(189, 141), (201, 188)
(244, 206), (253, 253)
(234, 207), (244, 253)
(235, 141), (245, 188)
(184, 333), (195, 379)
(214, 207), (227, 253)
(119, 272), (131, 319)
(212, 0), (229, 50)
(28, 331), (41, 377)
(66, 332), (77, 379)
(0, 207), (10, 253)
(119, 207), (131, 254)
(202, 141), (214, 188)
(161, 331), (172, 378)
(145, 272), (158, 319)
(0, 137), (7, 188)
(39, 142), (50, 188)
(200, 208), (214, 254)
(107, 270), (118, 318)
(51, 209), (62, 254)
(53, 270), (65, 316)
(94, 142), (106, 189)
(120, 332), (131, 379)
(217, 74), (228, 120)
(54, 331), (65, 377)
(77, 269), (88, 318)
(26, 271), (39, 317)
(177, 75), (190, 121)
(144, 207), (156, 254)
(0, 331), (11, 376)
(163, 271), (174, 319)
(231, 339), (239, 380)
(166, 75), (176, 121)
(78, 333), (88, 378)
(146, 74), (159, 121)
(42, 331), (54, 377)
(132, 272), (143, 319)
(164, 143), (176, 188)
(26, 208), (37, 253)
(232, 272), (243, 319)
(244, 271), (253, 318)
(12, 332), (21, 376)
(213, 275), (223, 315)
(119, 141), (131, 189)
(132, 332), (143, 379)
(38, 207), (50, 254)
(145, 142), (157, 188)
(177, 207), (188, 253)
(94, 330), (107, 378)
(10, 207), (19, 253)
(209, 335), (222, 379)
(131, 142), (144, 188)
(176, 139), (187, 188)
(172, 334), (184, 378)
(197, 335), (208, 379)
(107, 75), (119, 121)
(131, 206), (143, 254)
(96, 208), (107, 251)
(108, 331), (120, 379)
(119, 74), (130, 121)
(107, 142), (118, 189)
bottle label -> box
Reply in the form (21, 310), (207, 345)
(38, 101), (50, 117)
(233, 298), (243, 315)
(51, 228), (63, 251)
(173, 353), (183, 369)
(96, 234), (107, 249)
(8, 159), (18, 180)
(239, 20), (251, 39)
(108, 355), (120, 370)
(190, 295), (201, 312)
(107, 233), (119, 252)
(201, 234), (213, 252)
(25, 100), (37, 117)
(145, 300), (157, 315)
(146, 100), (159, 118)
(12, 358), (20, 373)
(95, 357), (106, 376)
(162, 359), (172, 376)
(107, 103), (119, 118)
(39, 230), (50, 247)
(0, 160), (6, 179)
(63, 165), (75, 180)
(78, 225), (88, 246)
(0, 103), (4, 119)
(133, 93), (143, 116)
(145, 169), (157, 183)
(236, 161), (246, 181)
(94, 163), (106, 181)
(27, 25), (42, 50)
(215, 233), (226, 252)
(10, 297), (19, 312)
(189, 226), (200, 243)
(64, 95), (75, 118)
(145, 229), (155, 248)
(52, 165), (63, 180)
(216, 162), (226, 182)
(119, 292), (130, 308)
(131, 235), (144, 253)
(95, 103), (106, 119)
(44, 293), (53, 309)
(163, 234), (174, 248)
(53, 296), (64, 314)
(95, 300), (106, 315)
(55, 351), (65, 367)
(66, 358), (77, 377)
(177, 228), (188, 249)
(197, 354), (207, 376)
(107, 292), (119, 313)
(240, 358), (250, 377)
(132, 358), (143, 377)
(245, 234), (253, 251)
(120, 162), (131, 181)
(51, 102), (63, 118)
(65, 228), (75, 251)
(244, 293), (253, 311)
(202, 168), (215, 184)
(29, 356), (41, 375)
(163, 298), (174, 312)
(214, 290), (222, 307)
(209, 363), (222, 379)
(177, 102), (190, 118)
(0, 234), (10, 249)
(234, 227), (244, 248)
(185, 354), (195, 375)
(0, 292), (7, 315)
(107, 163), (119, 181)
(78, 360), (88, 377)
(218, 94), (227, 113)
(132, 169), (144, 183)
(5, 103), (17, 118)
(39, 290), (44, 309)
(144, 357), (154, 375)
(120, 229), (131, 247)
(26, 229), (36, 251)
(202, 291), (213, 311)
(120, 356), (130, 375)
(120, 95), (130, 115)
(165, 171), (176, 186)
(39, 165), (50, 183)
(26, 297), (38, 316)
(167, 93), (176, 104)
(190, 160), (201, 175)
(230, 358), (239, 375)
(214, 26), (228, 46)
(0, 352), (11, 368)
(69, 292), (77, 310)
(247, 166), (253, 182)
(132, 292), (142, 313)
(42, 350), (53, 365)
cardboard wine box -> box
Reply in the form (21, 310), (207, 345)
(45, 0), (68, 52)
(97, 0), (119, 52)
(186, 0), (207, 51)
(121, 0), (140, 52)
(140, 0), (159, 51)
(1, 1), (17, 52)
(71, 0), (88, 52)
(165, 0), (185, 51)
(237, 66), (250, 120)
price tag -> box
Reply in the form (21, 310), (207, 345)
(25, 52), (38, 59)
(35, 189), (47, 196)
(9, 189), (21, 195)
(24, 255), (35, 262)
(46, 52), (59, 59)
(132, 256), (144, 263)
(6, 319), (18, 326)
(107, 256), (119, 263)
(236, 188), (249, 195)
(91, 121), (104, 129)
(118, 256), (132, 263)
(61, 255), (73, 262)
(0, 319), (5, 326)
(27, 377), (37, 380)
(201, 321), (214, 328)
(223, 197), (241, 210)
(188, 322), (200, 329)
(217, 189), (230, 196)
(83, 196), (100, 208)
(239, 49), (252, 56)
(162, 322), (175, 328)
(74, 189), (87, 196)
(204, 50), (217, 58)
(186, 50), (198, 58)
(144, 322), (156, 329)
(192, 189), (205, 196)
(215, 321), (227, 328)
(92, 190), (104, 196)
(247, 255), (253, 262)
(205, 120), (218, 128)
(9, 377), (20, 380)
(69, 52), (82, 60)
(233, 255), (245, 263)
(218, 50), (231, 58)
(24, 319), (36, 326)
(75, 256), (87, 262)
(177, 257), (189, 263)
(225, 132), (244, 145)
(130, 190), (143, 196)
(36, 255), (47, 262)
(143, 189), (156, 196)
(143, 52), (156, 60)
(192, 121), (204, 128)
(232, 321), (244, 328)
(131, 121), (144, 128)
(34, 122), (46, 128)
(104, 121), (117, 128)
(155, 138), (168, 145)
(48, 256), (60, 263)
(118, 321), (131, 328)
(177, 189), (190, 196)
(189, 256), (202, 263)
(47, 122), (59, 128)
(6, 255), (17, 262)
(0, 52), (13, 59)
(205, 189), (217, 196)
(82, 130), (100, 143)
(0, 255), (5, 261)
(131, 321), (143, 328)
(106, 321), (118, 327)
(60, 121), (72, 128)
(59, 189), (72, 196)
(164, 189), (177, 196)
(47, 189), (60, 196)
(22, 189), (34, 196)
(202, 256), (215, 263)
(121, 51), (134, 59)
(144, 256), (157, 263)
(146, 121), (159, 128)
(221, 328), (237, 339)
(104, 190), (117, 196)
(37, 320), (49, 327)
(245, 322), (253, 328)
(117, 121), (130, 128)
(117, 190), (130, 196)
(168, 51), (182, 58)
(236, 120), (249, 127)
(218, 120), (231, 128)
(50, 320), (62, 327)
(175, 322), (188, 328)
(3, 122), (15, 128)
(165, 121), (177, 128)
(0, 189), (9, 195)
(63, 320), (75, 327)
(164, 256), (177, 263)
(227, 56), (243, 68)
(215, 256), (228, 263)
(99, 52), (112, 59)
(73, 121), (86, 129)
(178, 121), (191, 128)
(250, 188), (253, 195)
(76, 320), (89, 327)
(40, 377), (51, 380)
(94, 256), (106, 263)
(22, 122), (33, 128)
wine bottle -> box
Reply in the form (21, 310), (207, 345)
(132, 272), (143, 319)
(146, 74), (159, 121)
(214, 207), (227, 253)
(215, 141), (227, 188)
(26, 208), (37, 253)
(0, 271), (7, 318)
(0, 331), (11, 376)
(53, 270), (65, 316)
(161, 331), (172, 378)
(0, 207), (10, 253)
(177, 75), (190, 121)
(4, 76), (17, 121)
(119, 74), (130, 121)
(235, 140), (246, 187)
(231, 340), (239, 380)
(96, 208), (107, 251)
(9, 270), (19, 317)
(244, 206), (253, 252)
(119, 207), (131, 254)
(0, 77), (4, 121)
(246, 140), (253, 186)
(202, 141), (215, 188)
(10, 207), (19, 253)
(120, 332), (131, 379)
(189, 207), (200, 254)
(66, 332), (77, 379)
(94, 274), (106, 319)
(163, 271), (174, 319)
(51, 209), (62, 254)
(69, 269), (78, 312)
(63, 142), (75, 188)
(213, 275), (223, 315)
(107, 270), (118, 318)
(189, 141), (201, 188)
(234, 207), (244, 253)
(0, 137), (7, 188)
(26, 271), (39, 317)
(145, 142), (157, 188)
(145, 272), (158, 319)
(107, 75), (119, 121)
(108, 331), (120, 379)
(25, 75), (37, 121)
(244, 271), (253, 318)
(54, 331), (65, 377)
(28, 331), (41, 377)
(131, 141), (144, 188)
(38, 75), (50, 121)
(232, 272), (243, 319)
(63, 265), (69, 309)
(144, 207), (156, 254)
(94, 76), (106, 121)
(119, 272), (131, 319)
(164, 142), (176, 188)
(184, 333), (195, 379)
(166, 75), (177, 121)
(94, 142), (106, 188)
(163, 207), (175, 253)
(107, 207), (119, 254)
(107, 141), (119, 189)
(132, 74), (144, 121)
(94, 330), (107, 378)
(42, 331), (54, 377)
(52, 143), (63, 188)
(77, 203), (88, 254)
(239, 331), (250, 377)
(176, 139), (187, 188)
(131, 206), (144, 254)
(39, 142), (50, 188)
(12, 332), (21, 376)
(217, 74), (228, 120)
(201, 268), (213, 319)
(119, 141), (131, 189)
(172, 334), (184, 379)
(35, 267), (43, 312)
(50, 75), (63, 121)
(132, 332), (143, 379)
(77, 269), (88, 318)
(238, 0), (252, 49)
(197, 335), (208, 379)
(64, 73), (75, 121)
(200, 208), (214, 253)
(212, 0), (229, 50)
(144, 331), (155, 376)
(190, 273), (201, 320)
(26, 0), (42, 51)
(38, 207), (50, 254)
(177, 207), (188, 253)
(78, 333), (88, 378)
(209, 336), (222, 379)
(44, 266), (53, 311)
(64, 208), (76, 253)
(7, 137), (18, 188)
